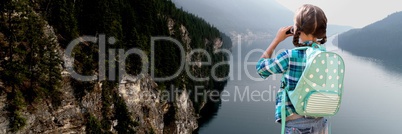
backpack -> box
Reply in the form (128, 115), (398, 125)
(281, 43), (345, 134)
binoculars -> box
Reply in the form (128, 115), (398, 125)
(286, 26), (295, 35)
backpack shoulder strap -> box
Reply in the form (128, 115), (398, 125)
(292, 43), (325, 51)
(281, 89), (287, 134)
(292, 46), (310, 51)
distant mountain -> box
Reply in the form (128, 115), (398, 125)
(173, 0), (352, 41)
(172, 0), (294, 38)
(336, 11), (402, 61)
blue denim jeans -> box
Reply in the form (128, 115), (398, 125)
(285, 117), (328, 134)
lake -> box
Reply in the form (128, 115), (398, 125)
(197, 37), (402, 134)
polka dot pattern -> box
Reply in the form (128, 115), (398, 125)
(294, 52), (344, 115)
(305, 53), (344, 90)
(303, 52), (344, 91)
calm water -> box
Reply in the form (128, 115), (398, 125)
(197, 37), (402, 134)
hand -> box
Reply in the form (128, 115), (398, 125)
(261, 26), (293, 58)
(273, 26), (293, 43)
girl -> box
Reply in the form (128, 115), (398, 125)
(256, 4), (328, 134)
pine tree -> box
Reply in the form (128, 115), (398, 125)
(41, 0), (79, 48)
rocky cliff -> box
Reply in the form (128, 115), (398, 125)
(0, 0), (231, 133)
(0, 19), (202, 134)
(0, 75), (199, 134)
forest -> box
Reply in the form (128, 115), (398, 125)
(0, 0), (232, 133)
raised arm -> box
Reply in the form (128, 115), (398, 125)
(260, 26), (293, 58)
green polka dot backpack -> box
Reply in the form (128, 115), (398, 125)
(281, 43), (345, 134)
(291, 43), (344, 116)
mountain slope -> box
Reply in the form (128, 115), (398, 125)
(172, 0), (294, 35)
(337, 11), (402, 61)
(0, 0), (231, 133)
(173, 0), (353, 41)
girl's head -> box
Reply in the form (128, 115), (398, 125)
(292, 4), (327, 47)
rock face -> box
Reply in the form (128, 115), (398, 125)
(0, 21), (198, 133)
(118, 75), (198, 134)
(118, 75), (164, 134)
(0, 74), (199, 134)
(174, 90), (198, 134)
(0, 78), (86, 134)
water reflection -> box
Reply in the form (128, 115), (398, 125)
(196, 99), (222, 130)
(196, 39), (284, 133)
(337, 49), (402, 77)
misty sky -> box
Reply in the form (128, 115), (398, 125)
(276, 0), (402, 28)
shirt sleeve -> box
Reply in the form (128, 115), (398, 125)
(256, 50), (290, 79)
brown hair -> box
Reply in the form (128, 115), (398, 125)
(293, 4), (327, 47)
